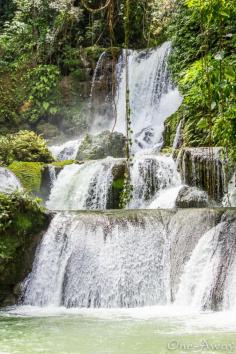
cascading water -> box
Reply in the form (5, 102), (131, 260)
(174, 223), (224, 310)
(46, 157), (123, 210)
(129, 153), (182, 209)
(44, 42), (183, 210)
(19, 40), (236, 316)
(49, 139), (80, 161)
(22, 212), (170, 308)
(115, 42), (182, 151)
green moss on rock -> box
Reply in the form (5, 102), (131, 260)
(51, 160), (76, 168)
(8, 161), (43, 193)
(112, 178), (124, 190)
(77, 131), (126, 161)
(0, 192), (49, 306)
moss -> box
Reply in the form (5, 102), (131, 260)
(51, 160), (75, 168)
(161, 147), (173, 155)
(0, 192), (49, 305)
(8, 161), (43, 193)
(112, 178), (124, 190)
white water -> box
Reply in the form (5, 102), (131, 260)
(172, 119), (183, 149)
(0, 167), (23, 193)
(23, 212), (170, 308)
(223, 172), (236, 207)
(90, 51), (107, 101)
(45, 43), (183, 210)
(129, 153), (182, 208)
(46, 157), (122, 210)
(115, 42), (182, 151)
(175, 223), (224, 310)
(49, 139), (80, 161)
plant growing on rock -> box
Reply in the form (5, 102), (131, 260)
(0, 130), (53, 165)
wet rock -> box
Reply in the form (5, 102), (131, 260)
(76, 131), (126, 160)
(0, 167), (23, 194)
(178, 147), (225, 202)
(175, 186), (209, 208)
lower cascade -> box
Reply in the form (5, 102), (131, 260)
(22, 212), (170, 308)
(21, 209), (236, 311)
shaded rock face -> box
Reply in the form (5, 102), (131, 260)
(178, 147), (225, 202)
(77, 131), (126, 161)
(175, 186), (209, 208)
(202, 210), (236, 311)
(38, 165), (63, 202)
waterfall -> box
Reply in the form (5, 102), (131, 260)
(48, 165), (57, 188)
(179, 147), (225, 202)
(22, 212), (170, 308)
(49, 139), (80, 161)
(21, 208), (236, 310)
(46, 158), (123, 210)
(129, 153), (182, 209)
(175, 223), (224, 310)
(115, 42), (182, 151)
(90, 51), (107, 101)
(0, 167), (23, 194)
(172, 119), (184, 150)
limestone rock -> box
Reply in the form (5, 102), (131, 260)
(175, 186), (209, 208)
(76, 131), (126, 160)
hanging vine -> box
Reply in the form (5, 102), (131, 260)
(119, 0), (133, 208)
(81, 0), (112, 13)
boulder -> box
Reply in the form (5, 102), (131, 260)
(0, 167), (23, 194)
(175, 186), (209, 208)
(76, 131), (126, 160)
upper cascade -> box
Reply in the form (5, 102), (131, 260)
(44, 42), (183, 211)
(115, 41), (182, 151)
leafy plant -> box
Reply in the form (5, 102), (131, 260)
(0, 130), (53, 165)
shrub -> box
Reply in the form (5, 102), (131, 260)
(0, 192), (44, 236)
(0, 130), (53, 165)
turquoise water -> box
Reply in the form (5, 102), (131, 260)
(0, 306), (236, 354)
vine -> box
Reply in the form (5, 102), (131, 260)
(81, 0), (112, 13)
(119, 0), (133, 208)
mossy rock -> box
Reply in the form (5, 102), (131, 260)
(8, 161), (43, 193)
(0, 192), (50, 306)
(77, 131), (126, 161)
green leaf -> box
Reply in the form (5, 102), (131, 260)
(42, 102), (49, 110)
